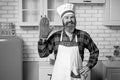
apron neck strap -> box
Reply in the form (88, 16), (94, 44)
(75, 35), (78, 42)
(60, 31), (78, 42)
(60, 31), (63, 42)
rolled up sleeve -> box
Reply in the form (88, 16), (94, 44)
(85, 34), (99, 69)
(38, 37), (54, 58)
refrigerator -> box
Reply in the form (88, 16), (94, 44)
(0, 36), (23, 80)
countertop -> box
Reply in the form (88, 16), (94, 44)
(102, 60), (120, 68)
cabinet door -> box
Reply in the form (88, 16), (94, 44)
(69, 0), (105, 3)
(19, 0), (69, 26)
(44, 0), (69, 26)
(104, 0), (120, 25)
(107, 69), (120, 80)
(39, 68), (53, 80)
(19, 0), (43, 26)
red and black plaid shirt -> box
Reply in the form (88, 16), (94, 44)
(38, 28), (99, 69)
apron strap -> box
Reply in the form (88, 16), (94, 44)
(60, 31), (63, 42)
(75, 35), (78, 43)
(60, 31), (78, 43)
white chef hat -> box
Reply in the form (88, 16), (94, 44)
(57, 3), (75, 18)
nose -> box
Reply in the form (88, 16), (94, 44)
(68, 17), (72, 22)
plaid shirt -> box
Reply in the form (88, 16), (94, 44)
(38, 28), (99, 69)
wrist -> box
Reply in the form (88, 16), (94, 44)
(85, 66), (90, 72)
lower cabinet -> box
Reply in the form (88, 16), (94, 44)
(107, 69), (120, 80)
(39, 67), (53, 80)
(102, 61), (120, 80)
(39, 61), (91, 80)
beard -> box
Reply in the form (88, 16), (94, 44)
(63, 21), (76, 33)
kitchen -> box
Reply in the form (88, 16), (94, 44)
(0, 0), (120, 80)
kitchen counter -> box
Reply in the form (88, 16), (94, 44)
(102, 60), (120, 68)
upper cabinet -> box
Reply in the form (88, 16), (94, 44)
(44, 0), (69, 26)
(19, 0), (69, 26)
(104, 0), (120, 26)
(19, 0), (42, 26)
(69, 0), (105, 3)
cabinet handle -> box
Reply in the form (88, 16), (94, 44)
(83, 0), (91, 2)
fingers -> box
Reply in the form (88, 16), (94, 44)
(79, 66), (89, 75)
(79, 68), (85, 74)
(81, 74), (88, 80)
(79, 67), (86, 74)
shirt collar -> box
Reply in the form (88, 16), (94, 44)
(62, 28), (77, 36)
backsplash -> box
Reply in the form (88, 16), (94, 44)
(0, 0), (120, 61)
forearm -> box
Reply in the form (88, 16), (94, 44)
(85, 33), (99, 69)
(38, 39), (51, 58)
(86, 50), (99, 69)
(79, 50), (99, 77)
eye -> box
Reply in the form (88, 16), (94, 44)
(64, 16), (69, 19)
(71, 16), (75, 19)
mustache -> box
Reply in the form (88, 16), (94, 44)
(66, 21), (75, 25)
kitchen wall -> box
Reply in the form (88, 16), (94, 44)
(0, 0), (120, 61)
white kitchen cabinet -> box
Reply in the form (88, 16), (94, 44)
(39, 68), (53, 80)
(19, 0), (68, 26)
(39, 62), (53, 80)
(104, 0), (120, 26)
(19, 0), (42, 26)
(69, 0), (105, 3)
(39, 61), (91, 80)
(102, 61), (120, 80)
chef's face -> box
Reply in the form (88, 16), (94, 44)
(62, 13), (76, 33)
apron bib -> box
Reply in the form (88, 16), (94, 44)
(51, 31), (84, 80)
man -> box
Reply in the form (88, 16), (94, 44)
(38, 3), (99, 80)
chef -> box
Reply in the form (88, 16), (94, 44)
(38, 3), (99, 80)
